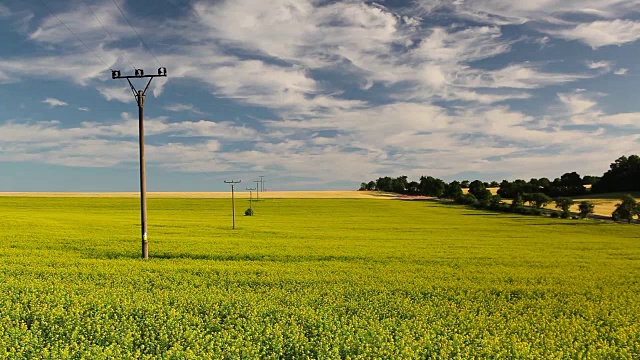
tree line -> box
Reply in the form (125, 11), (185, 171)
(359, 155), (640, 223)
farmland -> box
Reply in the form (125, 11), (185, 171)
(0, 196), (639, 358)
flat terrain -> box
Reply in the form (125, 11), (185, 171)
(0, 197), (638, 358)
(0, 191), (391, 199)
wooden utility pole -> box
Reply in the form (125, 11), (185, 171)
(246, 187), (255, 212)
(224, 180), (241, 229)
(112, 68), (167, 259)
(259, 175), (265, 193)
(255, 180), (261, 201)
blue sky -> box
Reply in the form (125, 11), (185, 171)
(1, 0), (640, 191)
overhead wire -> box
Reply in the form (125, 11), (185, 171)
(37, 0), (112, 70)
(85, 1), (137, 71)
(109, 0), (164, 68)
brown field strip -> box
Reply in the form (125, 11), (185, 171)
(0, 191), (395, 199)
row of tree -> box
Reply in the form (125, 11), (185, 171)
(360, 155), (639, 198)
(358, 155), (640, 223)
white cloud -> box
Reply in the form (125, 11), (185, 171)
(78, 107), (90, 112)
(614, 68), (629, 75)
(165, 103), (204, 115)
(418, 1), (640, 25)
(97, 85), (134, 103)
(557, 91), (599, 116)
(42, 98), (68, 107)
(548, 20), (640, 49)
(587, 61), (613, 70)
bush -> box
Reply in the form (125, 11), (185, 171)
(531, 209), (543, 216)
(457, 193), (478, 206)
(515, 207), (533, 216)
(560, 212), (570, 219)
(550, 211), (560, 218)
(245, 208), (254, 216)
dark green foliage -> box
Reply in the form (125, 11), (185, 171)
(392, 176), (409, 194)
(560, 212), (570, 219)
(528, 193), (552, 209)
(593, 155), (640, 193)
(375, 177), (393, 192)
(550, 211), (560, 218)
(612, 194), (640, 224)
(461, 180), (470, 188)
(419, 176), (446, 197)
(359, 183), (367, 191)
(510, 194), (524, 209)
(555, 197), (575, 216)
(498, 174), (587, 199)
(245, 208), (254, 216)
(489, 195), (502, 208)
(367, 181), (376, 191)
(457, 193), (478, 206)
(407, 181), (421, 195)
(444, 181), (463, 200)
(582, 176), (601, 186)
(578, 201), (595, 219)
(468, 180), (490, 201)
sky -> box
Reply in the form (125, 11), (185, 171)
(0, 0), (639, 191)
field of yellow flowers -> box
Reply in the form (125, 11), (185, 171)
(0, 197), (638, 358)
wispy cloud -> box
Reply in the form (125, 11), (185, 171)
(42, 98), (68, 107)
(165, 103), (204, 115)
(546, 20), (640, 49)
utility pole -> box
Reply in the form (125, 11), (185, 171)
(224, 180), (241, 229)
(259, 175), (265, 193)
(112, 67), (167, 259)
(246, 187), (255, 212)
(255, 180), (261, 201)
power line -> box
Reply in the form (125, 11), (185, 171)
(37, 0), (111, 70)
(109, 0), (163, 68)
(85, 1), (137, 71)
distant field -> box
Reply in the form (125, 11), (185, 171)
(0, 197), (638, 358)
(570, 193), (640, 218)
(0, 191), (392, 199)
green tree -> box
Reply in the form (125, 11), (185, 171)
(461, 180), (470, 188)
(376, 177), (393, 192)
(407, 181), (421, 195)
(510, 194), (524, 209)
(489, 194), (503, 208)
(391, 176), (408, 194)
(444, 181), (463, 200)
(366, 181), (376, 191)
(420, 176), (446, 197)
(530, 193), (552, 209)
(555, 197), (575, 216)
(612, 194), (640, 224)
(359, 183), (367, 191)
(469, 180), (491, 202)
(578, 201), (595, 219)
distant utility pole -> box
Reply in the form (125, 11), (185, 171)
(259, 175), (265, 192)
(255, 180), (261, 201)
(224, 180), (241, 229)
(246, 187), (256, 212)
(112, 67), (167, 259)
